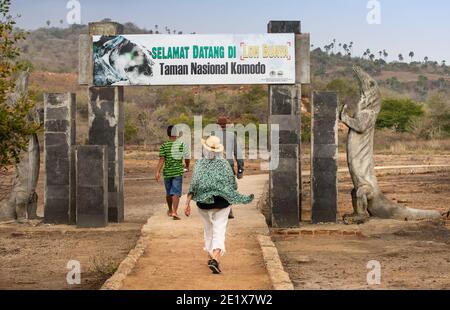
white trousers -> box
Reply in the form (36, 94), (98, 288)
(197, 206), (231, 257)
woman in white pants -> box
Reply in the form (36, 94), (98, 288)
(184, 136), (254, 274)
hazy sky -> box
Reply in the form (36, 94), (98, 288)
(10, 0), (450, 63)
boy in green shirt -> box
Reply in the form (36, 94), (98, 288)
(155, 125), (190, 220)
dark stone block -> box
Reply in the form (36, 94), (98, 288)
(108, 207), (118, 223)
(89, 123), (116, 147)
(76, 187), (108, 228)
(279, 130), (300, 144)
(268, 21), (301, 34)
(45, 120), (69, 132)
(45, 156), (70, 185)
(44, 93), (76, 225)
(312, 172), (337, 194)
(46, 106), (69, 121)
(274, 158), (298, 173)
(108, 162), (117, 190)
(44, 185), (70, 224)
(313, 129), (337, 145)
(45, 93), (66, 103)
(312, 208), (337, 224)
(270, 87), (293, 115)
(88, 87), (124, 223)
(313, 94), (338, 119)
(77, 146), (106, 161)
(44, 199), (70, 224)
(76, 145), (108, 228)
(313, 144), (337, 159)
(311, 91), (339, 223)
(278, 144), (298, 159)
(270, 170), (300, 228)
(77, 160), (105, 187)
(313, 157), (337, 173)
(271, 174), (298, 201)
(271, 196), (300, 227)
(77, 187), (105, 214)
(45, 132), (68, 147)
(107, 146), (117, 162)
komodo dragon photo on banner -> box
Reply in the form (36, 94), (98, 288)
(340, 66), (449, 224)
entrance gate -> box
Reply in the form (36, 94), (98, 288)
(43, 21), (338, 228)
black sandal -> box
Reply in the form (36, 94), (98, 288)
(208, 259), (221, 274)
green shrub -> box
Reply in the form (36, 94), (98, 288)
(124, 118), (138, 143)
(376, 98), (424, 132)
(301, 114), (311, 143)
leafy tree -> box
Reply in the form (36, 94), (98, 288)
(326, 78), (359, 107)
(376, 99), (424, 132)
(427, 94), (450, 135)
(0, 0), (39, 170)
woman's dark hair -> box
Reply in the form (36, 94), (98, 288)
(167, 125), (176, 137)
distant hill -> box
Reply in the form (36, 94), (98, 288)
(18, 22), (450, 101)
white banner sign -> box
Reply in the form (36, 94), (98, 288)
(92, 34), (296, 86)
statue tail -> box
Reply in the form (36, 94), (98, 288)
(378, 195), (441, 221)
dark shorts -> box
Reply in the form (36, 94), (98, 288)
(197, 196), (231, 210)
(164, 176), (183, 197)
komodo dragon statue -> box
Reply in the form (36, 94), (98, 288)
(0, 71), (42, 222)
(340, 66), (447, 224)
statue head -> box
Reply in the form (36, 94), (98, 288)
(353, 66), (381, 112)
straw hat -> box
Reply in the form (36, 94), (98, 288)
(201, 136), (224, 153)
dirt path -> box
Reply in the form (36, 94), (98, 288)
(121, 175), (272, 290)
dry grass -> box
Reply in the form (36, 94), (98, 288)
(89, 253), (119, 279)
(337, 129), (450, 155)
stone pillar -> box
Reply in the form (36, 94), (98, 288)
(87, 22), (125, 223)
(268, 21), (302, 228)
(311, 92), (339, 223)
(76, 146), (108, 228)
(88, 87), (124, 222)
(44, 93), (76, 224)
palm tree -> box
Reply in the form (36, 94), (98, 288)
(409, 51), (415, 62)
(378, 51), (383, 59)
(398, 54), (404, 62)
(442, 60), (447, 67)
(343, 43), (348, 56)
(424, 56), (429, 64)
(383, 50), (388, 61)
(369, 54), (375, 61)
(46, 20), (51, 27)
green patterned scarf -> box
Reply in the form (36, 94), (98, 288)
(188, 158), (254, 205)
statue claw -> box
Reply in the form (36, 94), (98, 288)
(343, 213), (369, 225)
